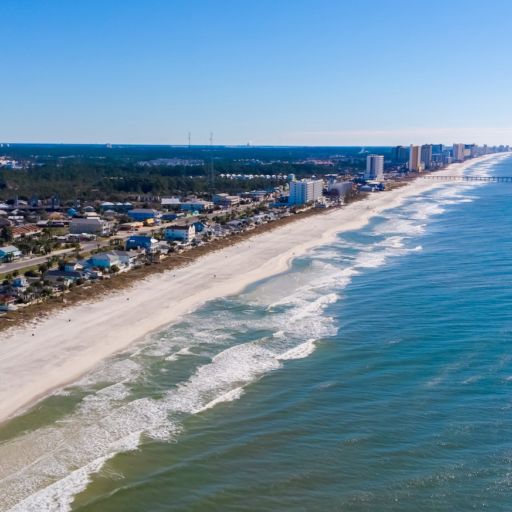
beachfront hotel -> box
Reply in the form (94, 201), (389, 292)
(288, 179), (324, 205)
(421, 144), (433, 169)
(409, 145), (422, 172)
(365, 155), (384, 180)
(453, 143), (466, 162)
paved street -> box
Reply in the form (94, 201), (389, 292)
(0, 206), (258, 275)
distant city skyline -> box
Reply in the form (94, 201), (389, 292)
(2, 0), (512, 145)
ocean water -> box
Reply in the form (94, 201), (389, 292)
(2, 155), (512, 511)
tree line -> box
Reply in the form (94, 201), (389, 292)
(0, 159), (353, 202)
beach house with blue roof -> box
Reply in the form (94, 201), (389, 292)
(125, 235), (159, 253)
(0, 245), (21, 262)
(164, 225), (195, 243)
(127, 209), (160, 223)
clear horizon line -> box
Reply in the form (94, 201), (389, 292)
(2, 140), (510, 148)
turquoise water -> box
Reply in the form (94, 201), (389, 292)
(2, 155), (512, 511)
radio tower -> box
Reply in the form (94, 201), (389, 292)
(188, 132), (191, 149)
(209, 132), (215, 192)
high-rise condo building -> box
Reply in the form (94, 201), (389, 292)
(453, 143), (465, 162)
(421, 144), (433, 169)
(392, 145), (409, 164)
(469, 144), (479, 158)
(409, 145), (421, 171)
(289, 179), (324, 205)
(365, 155), (384, 180)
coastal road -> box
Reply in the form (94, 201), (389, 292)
(0, 242), (110, 274)
(0, 248), (75, 274)
(0, 221), (176, 275)
(0, 205), (256, 275)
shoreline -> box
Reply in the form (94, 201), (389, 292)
(0, 153), (505, 425)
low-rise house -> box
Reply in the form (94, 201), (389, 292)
(102, 209), (117, 219)
(64, 233), (97, 242)
(69, 218), (114, 236)
(87, 252), (122, 270)
(329, 181), (353, 198)
(100, 202), (132, 213)
(366, 180), (386, 191)
(241, 190), (269, 202)
(100, 202), (115, 211)
(209, 225), (227, 237)
(43, 269), (85, 286)
(161, 213), (179, 222)
(0, 294), (17, 311)
(12, 276), (28, 288)
(0, 245), (22, 262)
(118, 221), (143, 231)
(7, 215), (24, 225)
(11, 224), (43, 239)
(83, 268), (103, 279)
(125, 235), (159, 253)
(226, 220), (244, 231)
(212, 193), (240, 207)
(86, 249), (141, 270)
(164, 225), (195, 243)
(192, 221), (207, 233)
(113, 250), (141, 267)
(127, 209), (161, 223)
(158, 241), (170, 254)
(64, 261), (84, 272)
(251, 213), (275, 224)
(161, 197), (181, 209)
(180, 200), (214, 212)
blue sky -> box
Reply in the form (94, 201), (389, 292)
(2, 0), (512, 145)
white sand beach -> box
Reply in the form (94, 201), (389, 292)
(0, 153), (503, 424)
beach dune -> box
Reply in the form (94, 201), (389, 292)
(0, 154), (503, 424)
